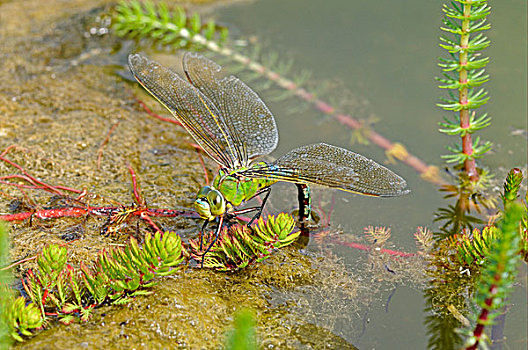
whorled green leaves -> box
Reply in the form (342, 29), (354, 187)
(6, 231), (184, 341)
(112, 0), (228, 50)
(189, 213), (300, 271)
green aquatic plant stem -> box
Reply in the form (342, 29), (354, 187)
(463, 203), (523, 349)
(438, 0), (492, 182)
(458, 3), (475, 179)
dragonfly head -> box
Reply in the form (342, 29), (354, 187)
(194, 185), (226, 221)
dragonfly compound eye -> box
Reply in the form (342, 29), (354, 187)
(194, 197), (212, 220)
(194, 186), (213, 220)
(196, 185), (212, 198)
(207, 189), (226, 216)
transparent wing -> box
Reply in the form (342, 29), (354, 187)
(183, 52), (278, 162)
(241, 143), (410, 197)
(128, 54), (240, 169)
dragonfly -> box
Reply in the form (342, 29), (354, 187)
(128, 52), (410, 265)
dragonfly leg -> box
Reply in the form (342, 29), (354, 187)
(246, 186), (272, 227)
(199, 220), (209, 250)
(226, 187), (272, 226)
(200, 215), (224, 268)
(296, 184), (312, 222)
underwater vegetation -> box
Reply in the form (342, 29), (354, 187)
(0, 0), (525, 348)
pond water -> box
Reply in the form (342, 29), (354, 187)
(0, 0), (526, 349)
(216, 1), (527, 348)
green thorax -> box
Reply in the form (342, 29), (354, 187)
(213, 162), (276, 206)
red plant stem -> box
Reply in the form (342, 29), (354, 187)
(127, 164), (143, 205)
(0, 149), (84, 195)
(0, 179), (32, 203)
(0, 157), (64, 196)
(195, 148), (210, 186)
(0, 255), (37, 271)
(139, 212), (163, 234)
(137, 99), (181, 125)
(97, 121), (120, 169)
(0, 176), (49, 192)
(325, 237), (416, 258)
(0, 176), (83, 195)
(459, 2), (479, 182)
(0, 144), (21, 157)
(313, 98), (441, 183)
(41, 284), (51, 305)
(0, 207), (197, 222)
(466, 284), (496, 350)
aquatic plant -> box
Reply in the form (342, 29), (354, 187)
(500, 168), (523, 208)
(364, 225), (391, 247)
(414, 226), (434, 254)
(113, 0), (228, 50)
(461, 203), (524, 349)
(433, 0), (496, 238)
(437, 0), (492, 182)
(1, 295), (42, 343)
(189, 213), (299, 271)
(3, 230), (183, 341)
(452, 169), (526, 267)
(425, 168), (526, 349)
(453, 226), (498, 267)
(0, 223), (43, 343)
(225, 309), (257, 350)
(0, 223), (15, 347)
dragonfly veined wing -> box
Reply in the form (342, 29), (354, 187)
(241, 143), (410, 197)
(128, 54), (241, 169)
(183, 52), (278, 162)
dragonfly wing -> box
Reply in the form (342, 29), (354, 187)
(183, 52), (278, 163)
(243, 143), (410, 197)
(128, 54), (239, 169)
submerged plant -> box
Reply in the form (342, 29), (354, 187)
(364, 225), (391, 247)
(113, 0), (228, 50)
(189, 213), (299, 271)
(453, 168), (526, 268)
(437, 0), (492, 182)
(225, 309), (257, 350)
(425, 168), (526, 349)
(461, 203), (524, 349)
